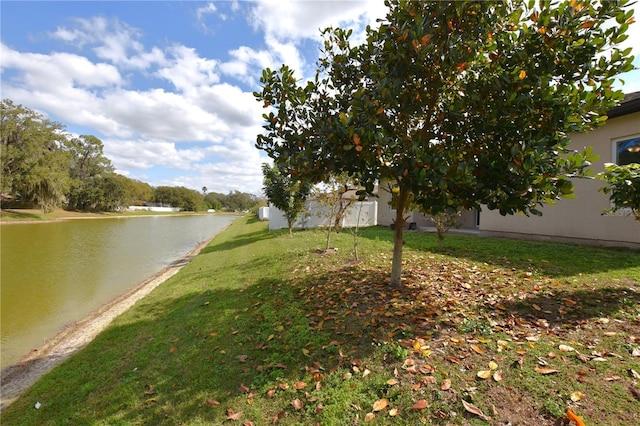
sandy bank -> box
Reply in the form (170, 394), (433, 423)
(0, 236), (215, 411)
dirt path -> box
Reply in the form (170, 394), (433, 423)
(0, 237), (214, 411)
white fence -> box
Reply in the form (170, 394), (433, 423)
(127, 206), (181, 213)
(268, 200), (378, 231)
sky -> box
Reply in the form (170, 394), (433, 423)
(1, 1), (639, 196)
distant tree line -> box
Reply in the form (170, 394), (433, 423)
(1, 99), (263, 213)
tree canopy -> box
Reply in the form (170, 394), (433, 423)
(255, 0), (635, 286)
(262, 163), (312, 234)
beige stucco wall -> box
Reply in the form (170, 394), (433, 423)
(377, 184), (415, 226)
(480, 112), (640, 246)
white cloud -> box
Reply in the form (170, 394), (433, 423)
(1, 43), (122, 89)
(248, 0), (380, 42)
(156, 44), (220, 92)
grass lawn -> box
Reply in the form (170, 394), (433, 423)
(2, 217), (639, 425)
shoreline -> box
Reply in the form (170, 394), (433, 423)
(0, 209), (216, 225)
(0, 233), (221, 411)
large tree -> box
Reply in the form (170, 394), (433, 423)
(256, 0), (634, 286)
(66, 135), (117, 211)
(1, 99), (71, 211)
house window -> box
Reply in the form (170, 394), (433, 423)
(614, 135), (640, 165)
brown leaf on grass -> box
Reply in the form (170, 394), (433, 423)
(441, 379), (452, 390)
(493, 370), (504, 382)
(293, 381), (307, 390)
(315, 402), (324, 415)
(372, 398), (388, 412)
(266, 388), (276, 398)
(226, 408), (242, 420)
(364, 412), (375, 421)
(470, 344), (484, 354)
(169, 346), (178, 353)
(461, 399), (491, 421)
(238, 384), (250, 393)
(576, 353), (591, 363)
(387, 378), (399, 386)
(389, 408), (399, 416)
(291, 399), (304, 410)
(629, 385), (640, 401)
(206, 398), (220, 406)
(412, 399), (428, 410)
(534, 366), (559, 375)
(242, 421), (254, 426)
(236, 355), (248, 362)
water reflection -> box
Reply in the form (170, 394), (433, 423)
(0, 215), (236, 368)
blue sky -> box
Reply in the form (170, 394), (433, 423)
(2, 1), (639, 195)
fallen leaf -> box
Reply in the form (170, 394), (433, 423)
(470, 344), (484, 355)
(293, 381), (307, 390)
(291, 399), (304, 410)
(570, 391), (585, 402)
(441, 379), (452, 390)
(386, 378), (399, 386)
(630, 369), (640, 380)
(489, 361), (498, 370)
(364, 412), (375, 421)
(461, 399), (491, 422)
(239, 384), (250, 393)
(493, 370), (504, 382)
(169, 346), (178, 353)
(373, 398), (388, 412)
(226, 409), (243, 420)
(315, 403), (324, 415)
(412, 399), (428, 410)
(559, 345), (575, 352)
(206, 398), (220, 406)
(576, 353), (591, 363)
(534, 366), (559, 375)
(389, 408), (399, 416)
(477, 370), (492, 379)
(243, 420), (254, 426)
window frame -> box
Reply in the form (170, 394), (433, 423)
(611, 134), (640, 166)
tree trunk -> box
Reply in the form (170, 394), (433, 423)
(390, 187), (410, 287)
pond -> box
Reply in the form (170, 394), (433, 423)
(0, 214), (237, 369)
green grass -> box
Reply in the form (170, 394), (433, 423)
(2, 218), (639, 425)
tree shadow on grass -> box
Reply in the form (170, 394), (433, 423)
(0, 209), (41, 220)
(200, 229), (277, 254)
(358, 226), (640, 279)
(490, 285), (640, 330)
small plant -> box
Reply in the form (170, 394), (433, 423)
(597, 163), (640, 221)
(429, 209), (462, 245)
(458, 318), (492, 336)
